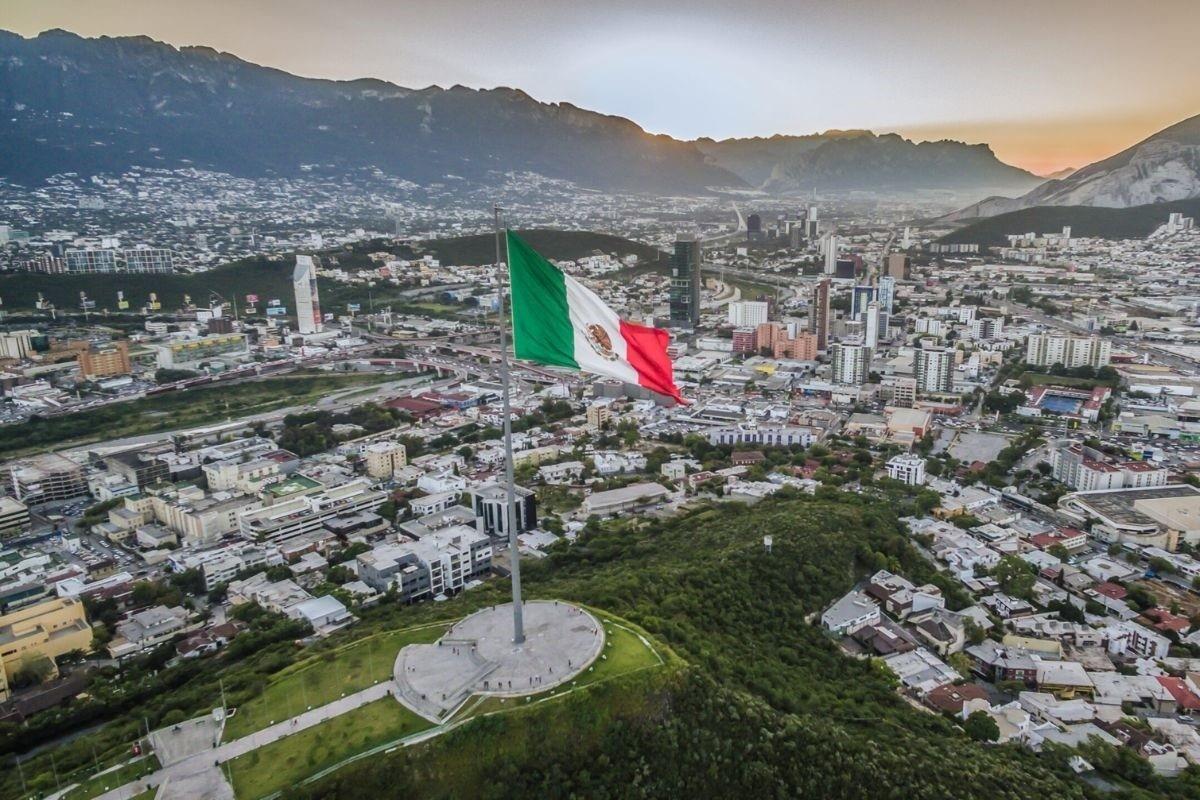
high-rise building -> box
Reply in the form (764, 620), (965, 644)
(970, 317), (1004, 340)
(830, 342), (871, 385)
(669, 234), (702, 328)
(805, 207), (820, 239)
(877, 276), (896, 315)
(1025, 334), (1111, 369)
(727, 300), (769, 328)
(851, 285), (877, 320)
(364, 441), (408, 479)
(886, 253), (909, 279)
(78, 341), (132, 379)
(914, 346), (955, 394)
(835, 257), (860, 280)
(746, 214), (762, 240)
(293, 255), (323, 335)
(808, 278), (831, 351)
(824, 234), (838, 275)
(864, 302), (881, 349)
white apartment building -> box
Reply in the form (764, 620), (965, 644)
(707, 424), (817, 448)
(864, 302), (881, 348)
(0, 330), (38, 360)
(1025, 334), (1111, 369)
(1106, 620), (1170, 659)
(914, 346), (954, 394)
(727, 300), (769, 328)
(1051, 445), (1169, 492)
(970, 318), (1004, 340)
(830, 342), (870, 386)
(293, 255), (323, 335)
(886, 454), (927, 486)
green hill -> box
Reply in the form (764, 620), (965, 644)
(11, 487), (1196, 799)
(0, 230), (665, 312)
(291, 492), (1093, 800)
(939, 198), (1200, 246)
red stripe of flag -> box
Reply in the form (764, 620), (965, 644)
(618, 320), (687, 404)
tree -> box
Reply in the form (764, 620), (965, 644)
(1149, 557), (1175, 575)
(963, 710), (1000, 742)
(948, 652), (974, 678)
(991, 555), (1037, 600)
(10, 654), (55, 690)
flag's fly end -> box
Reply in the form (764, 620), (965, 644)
(505, 230), (687, 405)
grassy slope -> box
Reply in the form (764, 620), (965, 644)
(229, 698), (430, 800)
(228, 611), (666, 799)
(223, 623), (449, 740)
(60, 755), (159, 800)
(939, 198), (1200, 245)
(289, 494), (1096, 800)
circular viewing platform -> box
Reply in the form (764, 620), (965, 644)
(393, 600), (604, 721)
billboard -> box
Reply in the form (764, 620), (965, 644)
(266, 306), (287, 316)
(246, 294), (260, 304)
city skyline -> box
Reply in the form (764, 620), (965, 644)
(3, 0), (1199, 176)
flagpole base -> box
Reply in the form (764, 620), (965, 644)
(391, 600), (604, 722)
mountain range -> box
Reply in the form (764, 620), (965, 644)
(944, 113), (1200, 220)
(695, 131), (1044, 195)
(0, 29), (738, 193)
(1, 29), (1043, 199)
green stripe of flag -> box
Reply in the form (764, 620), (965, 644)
(506, 231), (579, 369)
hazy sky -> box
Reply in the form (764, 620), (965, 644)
(4, 0), (1199, 175)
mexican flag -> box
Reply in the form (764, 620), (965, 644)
(506, 231), (686, 404)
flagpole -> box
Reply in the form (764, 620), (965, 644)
(494, 205), (525, 645)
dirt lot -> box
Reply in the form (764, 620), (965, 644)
(1131, 578), (1200, 618)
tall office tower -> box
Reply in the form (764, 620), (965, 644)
(808, 278), (831, 351)
(864, 302), (881, 349)
(886, 253), (910, 279)
(901, 227), (911, 249)
(824, 234), (838, 275)
(746, 213), (762, 240)
(877, 276), (896, 315)
(830, 342), (871, 385)
(293, 254), (323, 335)
(805, 206), (820, 239)
(669, 233), (702, 328)
(727, 300), (769, 328)
(914, 346), (954, 394)
(851, 284), (877, 320)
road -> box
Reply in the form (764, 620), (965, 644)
(59, 373), (445, 461)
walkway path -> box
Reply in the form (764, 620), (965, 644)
(91, 682), (395, 800)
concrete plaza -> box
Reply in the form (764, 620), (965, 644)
(393, 600), (604, 721)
